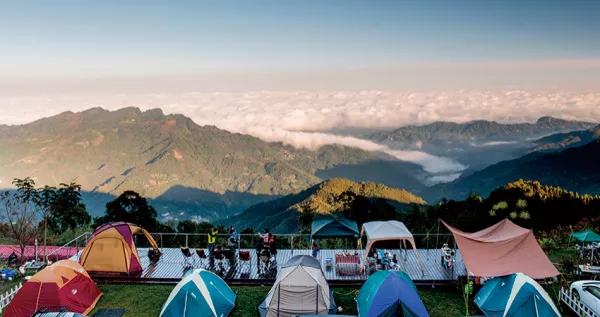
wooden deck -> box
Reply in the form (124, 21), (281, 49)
(71, 248), (466, 286)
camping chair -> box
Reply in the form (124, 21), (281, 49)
(238, 250), (252, 277)
(258, 250), (272, 277)
(32, 306), (69, 317)
(181, 247), (196, 268)
(213, 247), (226, 275)
(196, 249), (209, 269)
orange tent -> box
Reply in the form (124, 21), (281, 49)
(79, 222), (160, 275)
(3, 260), (102, 317)
(443, 219), (560, 279)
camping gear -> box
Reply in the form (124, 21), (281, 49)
(159, 269), (236, 317)
(474, 273), (561, 317)
(79, 222), (160, 275)
(443, 219), (560, 279)
(259, 255), (337, 317)
(181, 247), (195, 267)
(356, 270), (429, 317)
(311, 219), (359, 239)
(360, 221), (424, 274)
(3, 260), (102, 317)
(1, 268), (16, 281)
(441, 244), (455, 269)
(336, 254), (361, 276)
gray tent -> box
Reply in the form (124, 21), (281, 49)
(259, 255), (337, 317)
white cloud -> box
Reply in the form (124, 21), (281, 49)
(474, 141), (520, 147)
(0, 89), (598, 184)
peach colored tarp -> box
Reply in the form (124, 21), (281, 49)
(443, 219), (560, 279)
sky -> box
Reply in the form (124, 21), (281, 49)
(1, 1), (599, 184)
(1, 0), (599, 91)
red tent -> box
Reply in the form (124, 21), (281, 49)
(443, 219), (560, 279)
(3, 260), (102, 317)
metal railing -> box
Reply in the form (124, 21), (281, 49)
(45, 232), (91, 263)
(0, 282), (22, 313)
(560, 287), (600, 317)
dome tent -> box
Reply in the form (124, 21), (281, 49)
(474, 273), (560, 317)
(160, 269), (236, 317)
(356, 270), (429, 317)
(3, 260), (102, 317)
(79, 222), (160, 275)
(259, 255), (337, 317)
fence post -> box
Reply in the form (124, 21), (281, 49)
(160, 233), (163, 250)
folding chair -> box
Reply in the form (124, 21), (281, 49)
(238, 250), (252, 277)
(181, 247), (196, 268)
(196, 249), (209, 268)
(213, 248), (226, 276)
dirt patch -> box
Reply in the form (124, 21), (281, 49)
(173, 150), (183, 160)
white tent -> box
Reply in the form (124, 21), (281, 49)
(360, 220), (424, 273)
(258, 255), (336, 317)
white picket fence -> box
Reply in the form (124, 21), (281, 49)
(0, 282), (23, 313)
(561, 287), (600, 317)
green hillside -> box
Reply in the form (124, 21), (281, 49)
(421, 138), (600, 202)
(230, 178), (426, 233)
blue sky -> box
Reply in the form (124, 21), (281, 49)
(0, 0), (599, 89)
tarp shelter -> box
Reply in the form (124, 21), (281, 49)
(259, 255), (337, 317)
(474, 273), (561, 317)
(360, 221), (423, 273)
(571, 230), (600, 243)
(160, 269), (236, 317)
(311, 219), (359, 239)
(79, 222), (160, 275)
(443, 219), (560, 279)
(356, 270), (429, 317)
(3, 260), (102, 317)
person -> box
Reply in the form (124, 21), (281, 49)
(258, 228), (270, 248)
(311, 242), (319, 258)
(207, 227), (218, 256)
(228, 226), (238, 254)
(269, 233), (277, 265)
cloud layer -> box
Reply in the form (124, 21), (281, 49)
(1, 90), (599, 184)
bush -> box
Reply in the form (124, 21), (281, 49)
(538, 238), (557, 252)
(558, 254), (580, 275)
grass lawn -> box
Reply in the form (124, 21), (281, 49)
(90, 284), (472, 317)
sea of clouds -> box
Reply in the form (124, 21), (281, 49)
(1, 90), (599, 184)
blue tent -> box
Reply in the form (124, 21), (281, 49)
(311, 219), (359, 239)
(356, 270), (429, 317)
(160, 269), (236, 317)
(474, 273), (561, 317)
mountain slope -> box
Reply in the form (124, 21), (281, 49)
(422, 139), (600, 202)
(529, 124), (600, 152)
(231, 178), (426, 233)
(0, 107), (426, 220)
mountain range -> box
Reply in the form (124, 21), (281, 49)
(1, 106), (598, 223)
(0, 107), (425, 220)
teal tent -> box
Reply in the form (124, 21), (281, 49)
(311, 219), (359, 239)
(571, 230), (600, 243)
(356, 270), (429, 317)
(160, 269), (236, 317)
(474, 273), (560, 317)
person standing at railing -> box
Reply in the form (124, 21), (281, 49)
(258, 228), (270, 249)
(208, 227), (218, 256)
(228, 226), (238, 254)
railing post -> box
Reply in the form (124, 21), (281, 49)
(160, 233), (163, 250)
(186, 234), (189, 247)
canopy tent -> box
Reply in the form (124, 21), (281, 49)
(443, 219), (559, 279)
(79, 222), (160, 275)
(474, 273), (561, 317)
(311, 219), (359, 239)
(360, 221), (423, 273)
(160, 269), (236, 317)
(259, 255), (337, 317)
(356, 270), (429, 317)
(571, 230), (600, 243)
(3, 260), (102, 317)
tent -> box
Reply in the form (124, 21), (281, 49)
(571, 230), (600, 243)
(3, 260), (102, 317)
(443, 219), (560, 279)
(160, 269), (236, 317)
(79, 222), (160, 275)
(259, 255), (336, 317)
(360, 221), (423, 273)
(311, 219), (359, 239)
(356, 270), (429, 317)
(474, 273), (561, 317)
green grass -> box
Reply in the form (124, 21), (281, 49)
(88, 284), (471, 317)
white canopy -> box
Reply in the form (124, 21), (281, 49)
(360, 221), (424, 273)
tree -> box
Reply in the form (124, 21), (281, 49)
(94, 191), (160, 230)
(48, 183), (91, 232)
(298, 205), (315, 232)
(0, 178), (41, 263)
